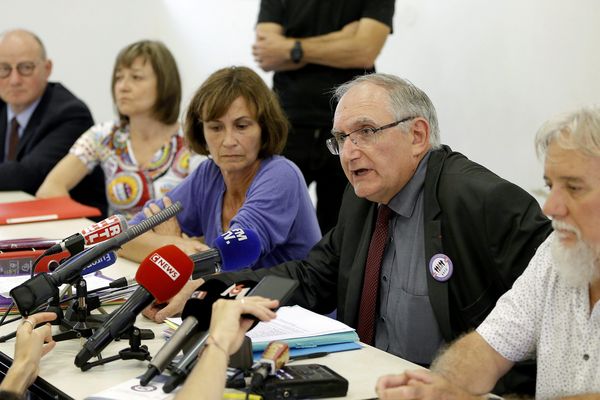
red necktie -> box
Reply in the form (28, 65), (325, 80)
(7, 117), (20, 161)
(356, 204), (392, 345)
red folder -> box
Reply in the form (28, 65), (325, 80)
(0, 196), (101, 225)
(0, 249), (71, 275)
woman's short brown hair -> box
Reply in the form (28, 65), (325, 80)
(111, 40), (181, 125)
(185, 66), (288, 158)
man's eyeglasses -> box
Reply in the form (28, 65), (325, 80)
(326, 116), (416, 155)
(0, 62), (39, 79)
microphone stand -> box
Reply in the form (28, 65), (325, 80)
(52, 277), (98, 341)
(77, 325), (152, 372)
(55, 277), (155, 343)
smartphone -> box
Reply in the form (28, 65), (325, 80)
(246, 275), (299, 306)
(241, 275), (298, 323)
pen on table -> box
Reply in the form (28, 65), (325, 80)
(223, 393), (262, 400)
(288, 351), (329, 362)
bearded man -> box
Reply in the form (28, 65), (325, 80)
(375, 106), (600, 400)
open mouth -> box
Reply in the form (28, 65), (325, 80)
(352, 168), (371, 177)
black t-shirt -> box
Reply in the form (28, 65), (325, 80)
(258, 0), (395, 126)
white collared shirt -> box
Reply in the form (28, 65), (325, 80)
(477, 233), (600, 399)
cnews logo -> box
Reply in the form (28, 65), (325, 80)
(150, 253), (180, 281)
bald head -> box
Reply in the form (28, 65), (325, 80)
(0, 29), (47, 60)
(0, 29), (52, 113)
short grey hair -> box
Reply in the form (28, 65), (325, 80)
(535, 106), (600, 159)
(333, 73), (441, 149)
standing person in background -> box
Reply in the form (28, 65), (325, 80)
(0, 29), (106, 217)
(121, 66), (321, 268)
(37, 40), (203, 219)
(251, 0), (395, 234)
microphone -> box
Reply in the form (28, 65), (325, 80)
(44, 215), (128, 256)
(74, 244), (193, 368)
(49, 249), (118, 275)
(80, 251), (118, 275)
(250, 341), (290, 390)
(191, 228), (261, 278)
(10, 201), (183, 316)
(141, 279), (257, 386)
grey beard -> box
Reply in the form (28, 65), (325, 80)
(551, 233), (600, 288)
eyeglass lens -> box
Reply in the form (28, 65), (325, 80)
(0, 62), (37, 78)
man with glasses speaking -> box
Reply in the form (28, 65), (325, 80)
(0, 29), (105, 216)
(153, 73), (553, 396)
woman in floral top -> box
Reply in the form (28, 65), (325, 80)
(36, 40), (204, 218)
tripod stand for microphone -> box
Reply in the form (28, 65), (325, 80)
(78, 324), (153, 371)
(52, 276), (155, 343)
(51, 277), (105, 341)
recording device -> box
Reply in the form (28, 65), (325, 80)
(9, 201), (183, 316)
(74, 244), (193, 368)
(160, 275), (298, 392)
(191, 227), (261, 278)
(44, 214), (128, 256)
(260, 364), (349, 400)
(250, 341), (290, 390)
(140, 279), (256, 386)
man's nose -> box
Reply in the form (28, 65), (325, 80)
(8, 68), (23, 84)
(542, 189), (567, 219)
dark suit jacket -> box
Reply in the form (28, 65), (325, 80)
(0, 82), (107, 218)
(216, 145), (552, 394)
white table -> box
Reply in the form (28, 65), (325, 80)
(0, 191), (421, 399)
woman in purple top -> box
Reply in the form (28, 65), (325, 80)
(121, 66), (321, 270)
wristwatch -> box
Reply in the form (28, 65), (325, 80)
(290, 40), (303, 63)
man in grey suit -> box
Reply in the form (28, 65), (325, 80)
(0, 29), (106, 217)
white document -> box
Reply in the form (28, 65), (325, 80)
(0, 273), (113, 297)
(85, 376), (177, 400)
(246, 305), (354, 342)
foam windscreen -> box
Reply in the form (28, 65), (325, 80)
(214, 228), (261, 271)
(135, 244), (193, 302)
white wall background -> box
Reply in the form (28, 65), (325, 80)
(3, 0), (599, 201)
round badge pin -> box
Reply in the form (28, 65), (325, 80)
(429, 254), (453, 282)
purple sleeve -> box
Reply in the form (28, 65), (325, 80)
(230, 158), (306, 257)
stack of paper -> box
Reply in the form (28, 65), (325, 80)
(246, 305), (361, 357)
(166, 305), (362, 358)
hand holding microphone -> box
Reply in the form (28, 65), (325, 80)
(209, 297), (279, 355)
(143, 196), (181, 237)
(161, 297), (278, 396)
(141, 280), (276, 387)
(144, 226), (262, 323)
